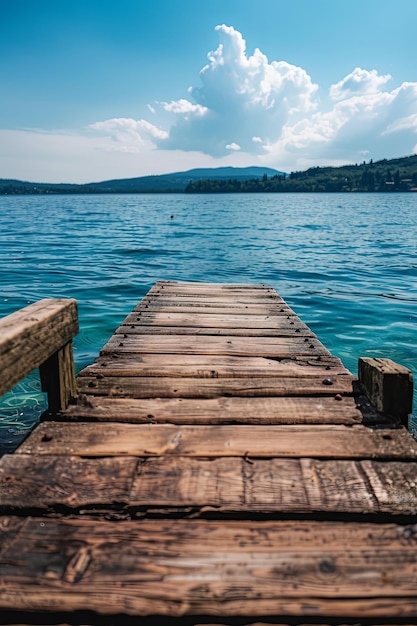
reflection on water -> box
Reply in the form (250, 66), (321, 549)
(0, 373), (47, 454)
(0, 192), (416, 450)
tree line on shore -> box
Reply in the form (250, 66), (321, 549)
(185, 154), (417, 193)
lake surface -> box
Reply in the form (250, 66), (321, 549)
(1, 192), (416, 452)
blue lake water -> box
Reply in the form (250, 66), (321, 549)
(1, 192), (416, 452)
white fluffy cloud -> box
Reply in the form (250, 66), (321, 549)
(90, 24), (417, 170)
(159, 25), (319, 156)
(264, 78), (417, 168)
(329, 67), (392, 101)
(160, 99), (208, 117)
(89, 118), (168, 152)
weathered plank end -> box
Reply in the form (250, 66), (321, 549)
(358, 357), (413, 427)
(0, 298), (78, 412)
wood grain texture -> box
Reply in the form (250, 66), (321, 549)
(76, 374), (353, 398)
(134, 304), (292, 316)
(65, 394), (362, 425)
(101, 334), (330, 357)
(144, 293), (289, 306)
(148, 281), (280, 295)
(40, 340), (77, 412)
(115, 324), (315, 337)
(0, 454), (137, 509)
(79, 354), (350, 379)
(1, 518), (417, 617)
(17, 422), (417, 459)
(122, 311), (306, 328)
(131, 456), (417, 514)
(0, 298), (78, 397)
(359, 357), (413, 425)
(1, 455), (416, 515)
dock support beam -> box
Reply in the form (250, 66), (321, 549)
(358, 357), (413, 427)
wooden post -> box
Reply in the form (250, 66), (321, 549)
(40, 340), (77, 413)
(0, 298), (78, 413)
(358, 357), (413, 427)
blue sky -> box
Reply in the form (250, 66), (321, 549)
(1, 0), (417, 182)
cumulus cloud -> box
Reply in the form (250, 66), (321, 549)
(89, 118), (168, 152)
(89, 24), (417, 170)
(159, 24), (318, 156)
(329, 67), (392, 101)
(160, 99), (208, 117)
(263, 75), (417, 168)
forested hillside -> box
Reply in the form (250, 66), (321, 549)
(185, 155), (417, 193)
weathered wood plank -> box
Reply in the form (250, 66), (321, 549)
(17, 422), (417, 459)
(65, 394), (362, 425)
(79, 354), (351, 379)
(141, 286), (281, 298)
(132, 456), (417, 514)
(359, 357), (413, 426)
(1, 455), (416, 515)
(143, 292), (286, 302)
(0, 516), (25, 552)
(39, 340), (77, 413)
(116, 325), (315, 337)
(1, 518), (417, 617)
(135, 303), (291, 315)
(122, 311), (306, 328)
(137, 286), (288, 303)
(152, 280), (276, 292)
(0, 299), (78, 398)
(77, 373), (355, 401)
(77, 374), (353, 399)
(101, 335), (330, 357)
(0, 454), (137, 509)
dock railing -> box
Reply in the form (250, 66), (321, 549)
(0, 299), (78, 414)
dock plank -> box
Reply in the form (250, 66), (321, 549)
(115, 324), (316, 337)
(76, 374), (353, 398)
(79, 354), (349, 379)
(1, 518), (417, 618)
(139, 292), (294, 306)
(122, 311), (306, 328)
(101, 334), (330, 356)
(3, 455), (416, 515)
(17, 422), (417, 459)
(132, 456), (417, 514)
(0, 454), (137, 509)
(65, 395), (362, 425)
(148, 281), (280, 295)
(137, 302), (292, 314)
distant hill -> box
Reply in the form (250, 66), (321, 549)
(2, 156), (417, 194)
(92, 167), (284, 192)
(0, 166), (284, 195)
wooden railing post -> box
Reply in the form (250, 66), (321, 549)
(358, 357), (413, 428)
(0, 298), (79, 413)
(39, 340), (77, 413)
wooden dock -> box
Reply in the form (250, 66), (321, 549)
(0, 280), (416, 625)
